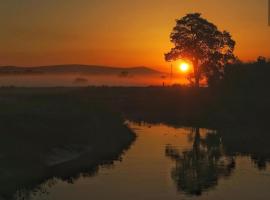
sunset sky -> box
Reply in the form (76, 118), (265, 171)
(0, 0), (269, 72)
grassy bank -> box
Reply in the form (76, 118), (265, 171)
(1, 85), (268, 128)
(64, 86), (269, 128)
(0, 88), (135, 199)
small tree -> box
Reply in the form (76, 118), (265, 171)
(257, 56), (267, 64)
(165, 13), (236, 87)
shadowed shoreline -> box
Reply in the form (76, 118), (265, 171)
(0, 90), (135, 199)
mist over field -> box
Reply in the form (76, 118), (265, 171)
(0, 65), (187, 87)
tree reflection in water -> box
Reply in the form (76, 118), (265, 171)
(166, 128), (235, 196)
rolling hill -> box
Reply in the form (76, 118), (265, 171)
(0, 65), (163, 75)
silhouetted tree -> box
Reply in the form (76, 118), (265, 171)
(165, 13), (236, 87)
(119, 71), (129, 77)
(257, 56), (267, 64)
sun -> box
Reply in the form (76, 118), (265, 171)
(179, 62), (189, 72)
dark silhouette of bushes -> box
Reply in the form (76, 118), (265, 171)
(222, 59), (270, 93)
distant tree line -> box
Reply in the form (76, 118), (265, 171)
(221, 56), (270, 92)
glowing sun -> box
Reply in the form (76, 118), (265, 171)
(179, 62), (190, 72)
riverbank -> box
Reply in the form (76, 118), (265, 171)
(0, 88), (135, 199)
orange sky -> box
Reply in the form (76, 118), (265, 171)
(0, 0), (269, 72)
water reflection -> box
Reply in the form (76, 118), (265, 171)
(166, 127), (235, 196)
(218, 127), (270, 171)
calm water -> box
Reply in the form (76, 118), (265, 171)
(19, 122), (270, 200)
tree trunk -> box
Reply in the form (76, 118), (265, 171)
(193, 60), (200, 88)
(193, 127), (201, 160)
(195, 74), (200, 88)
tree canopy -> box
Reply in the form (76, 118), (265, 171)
(165, 13), (236, 87)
